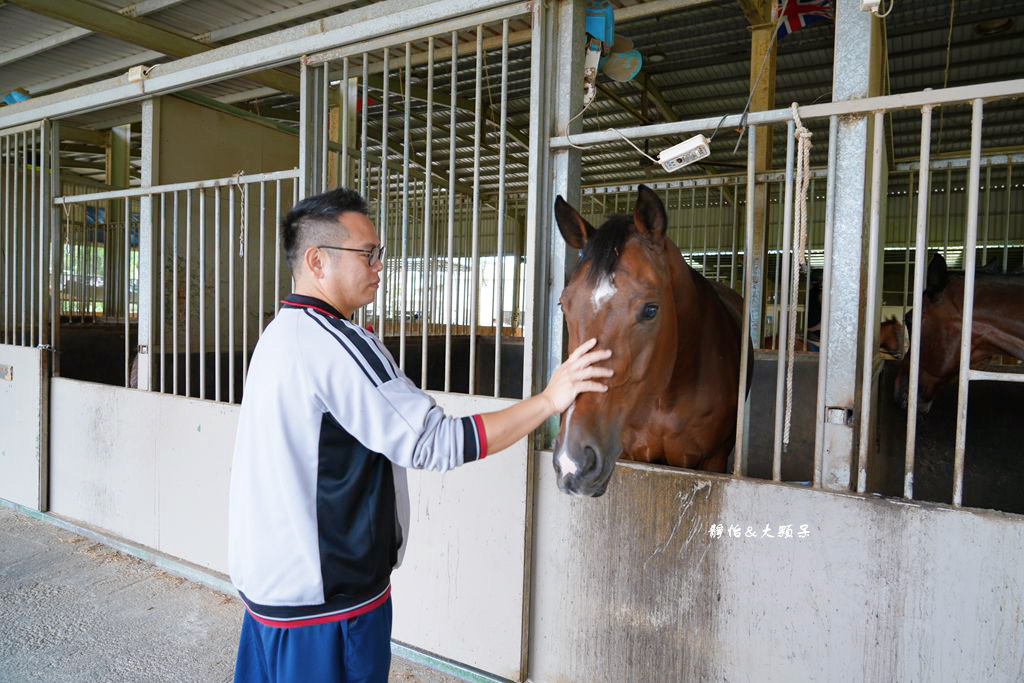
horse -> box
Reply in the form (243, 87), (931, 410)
(896, 253), (1024, 413)
(879, 317), (904, 359)
(551, 185), (753, 497)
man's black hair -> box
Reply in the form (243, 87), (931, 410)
(281, 187), (369, 270)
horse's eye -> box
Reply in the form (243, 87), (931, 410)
(641, 303), (659, 320)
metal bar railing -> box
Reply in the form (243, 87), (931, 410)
(903, 104), (934, 499)
(732, 124), (756, 474)
(952, 99), (985, 508)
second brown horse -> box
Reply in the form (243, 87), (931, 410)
(552, 185), (752, 497)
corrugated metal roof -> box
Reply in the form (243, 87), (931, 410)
(0, 0), (1020, 186)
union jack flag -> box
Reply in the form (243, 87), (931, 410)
(777, 0), (833, 39)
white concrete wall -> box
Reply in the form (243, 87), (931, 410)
(0, 345), (47, 510)
(529, 453), (1024, 683)
(47, 380), (529, 680)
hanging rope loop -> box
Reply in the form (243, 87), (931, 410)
(784, 102), (813, 449)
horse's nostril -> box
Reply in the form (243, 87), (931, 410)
(582, 445), (599, 476)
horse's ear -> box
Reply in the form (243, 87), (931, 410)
(554, 195), (594, 249)
(926, 252), (948, 292)
(633, 184), (667, 240)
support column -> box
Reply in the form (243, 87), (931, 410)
(105, 123), (130, 317)
(820, 0), (881, 490)
(299, 61), (328, 199)
(138, 99), (160, 392)
(542, 0), (584, 443)
(739, 0), (776, 344)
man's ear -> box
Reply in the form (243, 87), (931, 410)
(304, 245), (326, 278)
(554, 195), (595, 249)
(633, 184), (667, 240)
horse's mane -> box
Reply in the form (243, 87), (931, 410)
(576, 214), (633, 283)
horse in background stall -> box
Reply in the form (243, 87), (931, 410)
(896, 253), (1024, 413)
(551, 185), (753, 497)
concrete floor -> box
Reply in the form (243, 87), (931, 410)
(0, 506), (463, 683)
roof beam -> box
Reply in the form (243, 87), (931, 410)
(60, 125), (107, 147)
(8, 0), (299, 95)
(736, 0), (773, 27)
(0, 0), (188, 68)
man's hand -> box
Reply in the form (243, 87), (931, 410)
(541, 338), (613, 414)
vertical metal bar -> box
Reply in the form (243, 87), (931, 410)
(445, 30), (458, 391)
(943, 168), (952, 260)
(160, 194), (166, 392)
(981, 165), (992, 265)
(733, 125), (756, 475)
(702, 186), (710, 277)
(494, 18), (509, 398)
(29, 130), (36, 346)
(185, 189), (192, 398)
(124, 197), (129, 387)
(468, 24), (483, 395)
(421, 37), (434, 389)
(20, 133), (26, 345)
(228, 186), (235, 403)
(1004, 164), (1012, 273)
(320, 62), (329, 194)
(274, 180), (282, 315)
(242, 183), (249, 393)
(803, 179), (814, 349)
(377, 48), (390, 338)
(399, 42), (411, 370)
(857, 111), (885, 494)
(3, 135), (8, 344)
(771, 120), (796, 481)
(172, 191), (179, 395)
(952, 99), (984, 508)
(259, 182), (266, 336)
(199, 188), (207, 400)
(341, 57), (350, 188)
(360, 54), (369, 199)
(812, 117), (839, 486)
(730, 181), (738, 290)
(902, 171), (913, 318)
(215, 186), (222, 402)
(716, 186), (723, 282)
(771, 186), (781, 348)
(904, 105), (934, 499)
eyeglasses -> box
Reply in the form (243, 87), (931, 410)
(318, 244), (385, 267)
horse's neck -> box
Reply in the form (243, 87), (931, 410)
(667, 249), (718, 378)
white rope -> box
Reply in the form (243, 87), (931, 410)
(784, 102), (812, 449)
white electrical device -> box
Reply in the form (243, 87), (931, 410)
(860, 0), (881, 12)
(658, 134), (710, 172)
(127, 65), (151, 83)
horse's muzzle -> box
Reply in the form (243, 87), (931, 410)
(553, 443), (612, 497)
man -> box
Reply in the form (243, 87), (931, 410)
(228, 188), (612, 682)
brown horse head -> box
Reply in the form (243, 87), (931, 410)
(879, 316), (904, 358)
(896, 254), (960, 413)
(895, 253), (1024, 413)
(552, 186), (681, 496)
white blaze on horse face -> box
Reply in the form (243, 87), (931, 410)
(555, 404), (578, 476)
(591, 274), (617, 313)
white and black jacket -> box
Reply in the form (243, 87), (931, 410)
(228, 294), (488, 628)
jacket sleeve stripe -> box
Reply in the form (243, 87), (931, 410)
(460, 417), (479, 463)
(329, 318), (395, 384)
(349, 322), (400, 381)
(472, 414), (488, 459)
(304, 310), (381, 386)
